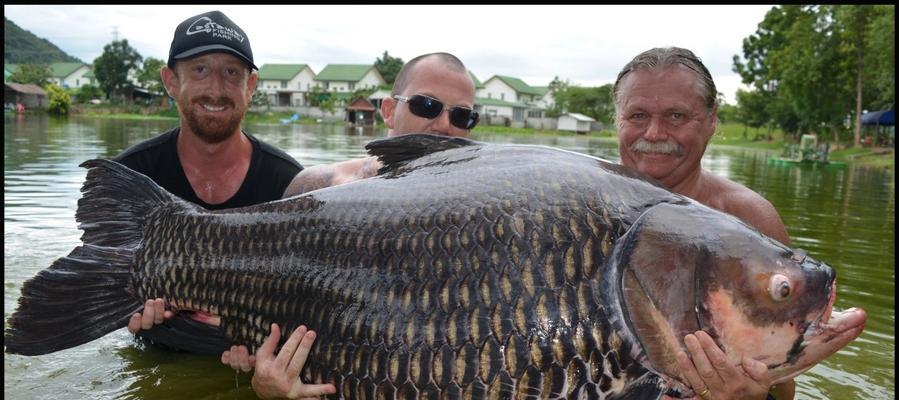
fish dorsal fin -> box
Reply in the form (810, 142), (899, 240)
(365, 133), (478, 174)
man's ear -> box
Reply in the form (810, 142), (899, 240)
(246, 71), (258, 99)
(161, 66), (178, 99)
(705, 104), (719, 142)
(381, 96), (397, 130)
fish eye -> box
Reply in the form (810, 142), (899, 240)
(769, 274), (792, 302)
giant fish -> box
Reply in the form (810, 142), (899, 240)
(5, 134), (866, 399)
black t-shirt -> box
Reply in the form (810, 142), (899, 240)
(113, 127), (302, 354)
(114, 127), (302, 209)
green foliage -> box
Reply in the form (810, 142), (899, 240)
(864, 5), (895, 109)
(7, 63), (52, 86)
(251, 90), (270, 108)
(306, 85), (336, 114)
(136, 57), (165, 95)
(4, 17), (81, 64)
(560, 85), (615, 124)
(92, 39), (142, 101)
(732, 5), (895, 146)
(374, 51), (404, 85)
(74, 84), (104, 103)
(352, 87), (376, 101)
(45, 83), (71, 115)
(717, 103), (738, 125)
(544, 76), (570, 117)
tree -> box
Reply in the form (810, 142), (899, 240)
(565, 85), (615, 124)
(251, 90), (270, 109)
(544, 76), (570, 118)
(735, 89), (769, 140)
(374, 51), (404, 85)
(8, 63), (52, 86)
(136, 57), (165, 96)
(92, 39), (142, 102)
(45, 83), (71, 115)
(74, 84), (104, 103)
(864, 5), (895, 110)
(733, 5), (895, 146)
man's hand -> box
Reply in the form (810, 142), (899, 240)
(127, 298), (174, 334)
(222, 344), (256, 373)
(674, 330), (771, 400)
(250, 323), (336, 399)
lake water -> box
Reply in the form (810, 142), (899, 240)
(4, 114), (894, 399)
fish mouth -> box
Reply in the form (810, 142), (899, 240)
(772, 280), (867, 384)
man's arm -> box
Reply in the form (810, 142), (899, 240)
(281, 157), (380, 198)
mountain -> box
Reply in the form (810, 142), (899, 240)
(5, 17), (82, 64)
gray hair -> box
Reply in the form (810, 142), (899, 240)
(612, 47), (718, 115)
(391, 52), (471, 96)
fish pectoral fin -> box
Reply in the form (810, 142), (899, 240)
(608, 372), (667, 400)
(364, 133), (478, 174)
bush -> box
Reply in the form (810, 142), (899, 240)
(75, 84), (105, 104)
(45, 84), (72, 115)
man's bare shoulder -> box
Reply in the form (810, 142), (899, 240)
(281, 157), (378, 198)
(704, 174), (791, 244)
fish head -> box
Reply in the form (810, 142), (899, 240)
(691, 234), (866, 384)
(612, 201), (866, 389)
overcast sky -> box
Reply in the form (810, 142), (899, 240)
(6, 5), (773, 103)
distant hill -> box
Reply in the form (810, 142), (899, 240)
(5, 17), (82, 64)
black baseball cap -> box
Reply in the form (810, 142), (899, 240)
(167, 10), (257, 70)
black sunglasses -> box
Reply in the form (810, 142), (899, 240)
(393, 94), (479, 130)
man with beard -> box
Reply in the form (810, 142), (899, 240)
(613, 47), (794, 400)
(115, 10), (318, 386)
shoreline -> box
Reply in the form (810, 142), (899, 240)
(50, 108), (895, 170)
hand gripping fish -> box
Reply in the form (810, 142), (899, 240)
(6, 134), (867, 399)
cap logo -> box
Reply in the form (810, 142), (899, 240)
(185, 16), (245, 43)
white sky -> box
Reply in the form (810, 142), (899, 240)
(5, 5), (773, 104)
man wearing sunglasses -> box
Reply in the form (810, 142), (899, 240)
(278, 52), (479, 197)
(217, 52), (479, 399)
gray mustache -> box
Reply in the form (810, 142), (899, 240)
(630, 139), (684, 157)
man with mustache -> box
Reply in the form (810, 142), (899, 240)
(114, 10), (332, 397)
(614, 47), (794, 400)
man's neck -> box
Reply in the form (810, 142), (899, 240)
(667, 168), (709, 203)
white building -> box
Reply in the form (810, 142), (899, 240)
(557, 112), (596, 134)
(257, 64), (317, 106)
(50, 63), (92, 89)
(476, 75), (546, 122)
(314, 64), (385, 93)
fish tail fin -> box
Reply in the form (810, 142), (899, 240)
(5, 159), (185, 355)
(5, 244), (138, 355)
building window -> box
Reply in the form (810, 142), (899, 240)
(487, 93), (492, 99)
(501, 93), (505, 100)
(349, 82), (355, 91)
(513, 108), (524, 121)
(281, 80), (287, 89)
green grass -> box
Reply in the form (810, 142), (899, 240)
(830, 147), (894, 169)
(709, 122), (787, 150)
